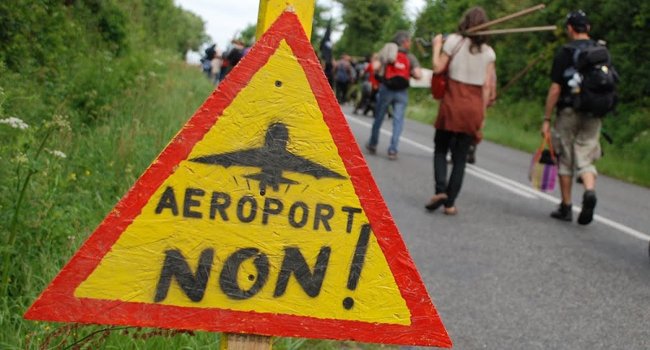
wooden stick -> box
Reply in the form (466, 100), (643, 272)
(224, 334), (272, 350)
(256, 0), (316, 39)
(468, 25), (557, 36)
(465, 4), (546, 33)
(500, 51), (547, 94)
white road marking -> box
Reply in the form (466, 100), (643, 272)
(346, 114), (650, 242)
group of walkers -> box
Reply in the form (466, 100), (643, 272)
(200, 39), (248, 85)
(202, 7), (608, 226)
(329, 53), (382, 118)
(348, 7), (606, 225)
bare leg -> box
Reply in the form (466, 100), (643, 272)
(580, 172), (596, 191)
(550, 174), (574, 221)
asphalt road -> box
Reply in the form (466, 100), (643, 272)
(340, 105), (650, 350)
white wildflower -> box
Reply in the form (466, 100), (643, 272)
(13, 152), (28, 164)
(0, 117), (29, 130)
(47, 149), (67, 159)
(45, 114), (71, 131)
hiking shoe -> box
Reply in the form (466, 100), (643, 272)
(578, 190), (597, 225)
(365, 143), (377, 155)
(551, 202), (573, 222)
(388, 150), (398, 160)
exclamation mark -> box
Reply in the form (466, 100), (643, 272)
(343, 223), (371, 310)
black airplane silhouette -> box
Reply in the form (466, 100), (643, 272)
(190, 122), (346, 195)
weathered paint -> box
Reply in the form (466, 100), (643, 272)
(256, 0), (314, 39)
(24, 12), (450, 348)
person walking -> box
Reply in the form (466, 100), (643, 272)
(354, 53), (381, 116)
(366, 31), (422, 160)
(334, 54), (354, 104)
(542, 10), (604, 225)
(201, 44), (217, 81)
(425, 7), (496, 215)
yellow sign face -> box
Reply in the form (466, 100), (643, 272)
(75, 41), (411, 325)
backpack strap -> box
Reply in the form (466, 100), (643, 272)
(564, 40), (598, 70)
(441, 37), (466, 73)
(449, 37), (466, 60)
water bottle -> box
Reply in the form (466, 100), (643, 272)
(568, 73), (582, 94)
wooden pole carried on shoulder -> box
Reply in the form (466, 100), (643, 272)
(468, 25), (556, 36)
(465, 4), (547, 34)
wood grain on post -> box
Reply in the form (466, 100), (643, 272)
(224, 334), (273, 350)
(256, 0), (316, 40)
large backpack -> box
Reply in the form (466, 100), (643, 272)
(383, 51), (411, 90)
(563, 40), (619, 117)
(204, 44), (216, 60)
(335, 62), (352, 84)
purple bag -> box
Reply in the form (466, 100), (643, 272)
(529, 135), (558, 192)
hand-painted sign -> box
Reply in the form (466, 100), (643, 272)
(25, 11), (451, 348)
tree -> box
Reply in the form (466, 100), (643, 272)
(334, 0), (411, 58)
(238, 23), (257, 46)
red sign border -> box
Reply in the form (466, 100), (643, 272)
(25, 11), (451, 348)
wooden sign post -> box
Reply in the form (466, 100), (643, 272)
(256, 0), (315, 40)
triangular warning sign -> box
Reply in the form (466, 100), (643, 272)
(25, 12), (450, 348)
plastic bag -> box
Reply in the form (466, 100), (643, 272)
(529, 134), (558, 192)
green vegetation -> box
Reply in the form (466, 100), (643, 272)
(333, 0), (411, 57)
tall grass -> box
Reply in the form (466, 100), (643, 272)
(1, 55), (218, 348)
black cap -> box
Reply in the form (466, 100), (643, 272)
(566, 10), (589, 31)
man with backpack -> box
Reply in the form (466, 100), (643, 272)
(541, 10), (618, 225)
(367, 31), (422, 160)
(201, 44), (217, 81)
(334, 54), (355, 104)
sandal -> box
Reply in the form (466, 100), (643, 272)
(425, 193), (448, 212)
(443, 206), (458, 216)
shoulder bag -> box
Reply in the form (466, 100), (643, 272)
(431, 38), (466, 100)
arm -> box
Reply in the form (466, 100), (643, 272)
(542, 82), (561, 136)
(432, 34), (450, 74)
(406, 52), (423, 80)
(412, 66), (423, 80)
